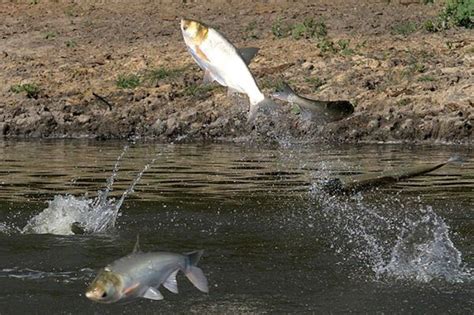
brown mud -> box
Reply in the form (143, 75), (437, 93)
(0, 0), (472, 144)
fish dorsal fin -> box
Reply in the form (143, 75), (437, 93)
(143, 287), (163, 300)
(271, 82), (296, 102)
(163, 270), (179, 294)
(132, 234), (140, 253)
(238, 47), (259, 65)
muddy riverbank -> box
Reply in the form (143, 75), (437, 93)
(0, 1), (472, 143)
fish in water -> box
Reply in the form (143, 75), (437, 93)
(180, 19), (276, 121)
(323, 156), (462, 194)
(272, 82), (354, 123)
(85, 237), (208, 303)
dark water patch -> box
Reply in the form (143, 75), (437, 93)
(0, 140), (472, 313)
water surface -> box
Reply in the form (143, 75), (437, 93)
(0, 140), (472, 313)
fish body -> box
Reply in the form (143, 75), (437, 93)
(272, 82), (354, 122)
(324, 157), (461, 194)
(86, 240), (208, 303)
(181, 19), (276, 120)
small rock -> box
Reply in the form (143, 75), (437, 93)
(165, 116), (179, 135)
(151, 119), (166, 134)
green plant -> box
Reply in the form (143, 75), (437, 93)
(116, 74), (141, 89)
(10, 83), (40, 98)
(272, 17), (288, 38)
(424, 0), (473, 32)
(423, 19), (437, 32)
(391, 21), (418, 36)
(44, 31), (57, 39)
(439, 0), (473, 29)
(317, 37), (337, 54)
(291, 23), (307, 40)
(337, 39), (355, 56)
(291, 18), (327, 40)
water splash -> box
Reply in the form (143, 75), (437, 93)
(22, 146), (156, 235)
(309, 178), (472, 283)
(376, 208), (471, 283)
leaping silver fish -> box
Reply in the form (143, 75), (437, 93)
(85, 237), (208, 303)
(272, 82), (354, 123)
(180, 19), (276, 121)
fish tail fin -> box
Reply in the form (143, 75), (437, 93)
(248, 97), (279, 122)
(271, 82), (295, 102)
(447, 155), (464, 164)
(185, 250), (209, 293)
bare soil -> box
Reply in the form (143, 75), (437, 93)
(0, 0), (472, 144)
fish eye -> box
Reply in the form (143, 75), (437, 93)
(101, 292), (107, 298)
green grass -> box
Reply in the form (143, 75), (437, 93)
(424, 0), (473, 32)
(144, 67), (183, 84)
(418, 75), (436, 82)
(337, 39), (355, 56)
(440, 0), (473, 29)
(391, 21), (418, 36)
(272, 17), (327, 40)
(317, 37), (337, 54)
(116, 74), (141, 89)
(291, 18), (327, 40)
(10, 83), (40, 98)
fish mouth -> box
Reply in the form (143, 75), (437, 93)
(85, 289), (101, 301)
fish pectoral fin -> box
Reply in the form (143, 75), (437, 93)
(142, 287), (164, 300)
(163, 270), (179, 294)
(203, 70), (215, 84)
(195, 46), (210, 63)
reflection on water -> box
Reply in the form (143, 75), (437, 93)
(0, 140), (472, 313)
(0, 140), (472, 202)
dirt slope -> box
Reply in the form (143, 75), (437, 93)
(0, 0), (472, 143)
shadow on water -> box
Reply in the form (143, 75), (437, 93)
(0, 140), (472, 313)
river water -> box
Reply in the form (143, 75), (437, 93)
(0, 140), (472, 313)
